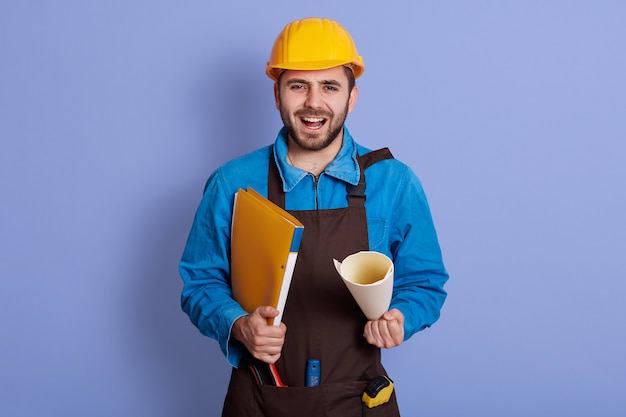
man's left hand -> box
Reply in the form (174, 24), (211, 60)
(363, 308), (405, 348)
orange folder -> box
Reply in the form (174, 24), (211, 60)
(231, 187), (304, 326)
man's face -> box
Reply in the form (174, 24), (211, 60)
(274, 66), (358, 152)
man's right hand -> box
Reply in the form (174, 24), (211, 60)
(231, 306), (287, 364)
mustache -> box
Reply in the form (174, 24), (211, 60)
(294, 109), (331, 118)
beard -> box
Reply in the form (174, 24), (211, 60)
(279, 102), (349, 151)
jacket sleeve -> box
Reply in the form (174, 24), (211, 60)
(179, 169), (248, 367)
(388, 166), (449, 339)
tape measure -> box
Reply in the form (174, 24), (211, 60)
(362, 375), (394, 408)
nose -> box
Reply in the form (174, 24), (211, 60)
(303, 86), (323, 109)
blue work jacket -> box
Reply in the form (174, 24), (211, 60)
(179, 126), (448, 367)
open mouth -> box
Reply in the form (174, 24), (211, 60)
(301, 116), (327, 130)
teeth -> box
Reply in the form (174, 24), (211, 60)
(303, 117), (324, 123)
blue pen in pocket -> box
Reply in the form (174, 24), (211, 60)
(305, 359), (320, 387)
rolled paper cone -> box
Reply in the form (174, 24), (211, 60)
(333, 251), (394, 320)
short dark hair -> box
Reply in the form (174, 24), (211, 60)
(343, 65), (356, 92)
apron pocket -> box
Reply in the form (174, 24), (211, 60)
(256, 380), (367, 417)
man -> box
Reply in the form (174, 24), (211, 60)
(179, 17), (448, 417)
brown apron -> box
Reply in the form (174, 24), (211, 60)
(222, 148), (400, 417)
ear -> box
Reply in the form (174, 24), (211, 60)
(347, 85), (358, 114)
(274, 82), (280, 110)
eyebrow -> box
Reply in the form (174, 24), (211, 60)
(286, 78), (343, 87)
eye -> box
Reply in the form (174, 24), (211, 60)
(323, 84), (340, 92)
(289, 83), (306, 91)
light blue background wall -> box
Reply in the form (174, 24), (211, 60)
(1, 1), (625, 416)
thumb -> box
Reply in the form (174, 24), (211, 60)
(384, 309), (404, 323)
(256, 305), (280, 319)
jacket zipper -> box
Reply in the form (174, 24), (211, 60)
(313, 174), (320, 210)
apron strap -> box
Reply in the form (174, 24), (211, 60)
(347, 147), (394, 207)
(268, 151), (285, 207)
(268, 147), (394, 208)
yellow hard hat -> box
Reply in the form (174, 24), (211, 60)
(266, 17), (364, 81)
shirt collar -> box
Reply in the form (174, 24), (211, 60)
(273, 126), (361, 192)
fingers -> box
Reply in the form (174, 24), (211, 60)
(363, 309), (405, 348)
(234, 306), (287, 363)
